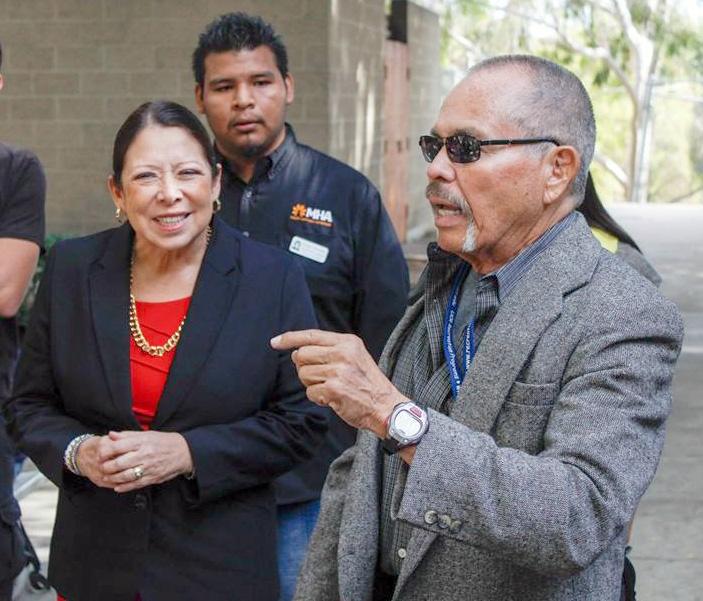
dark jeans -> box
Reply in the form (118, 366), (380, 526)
(276, 498), (321, 601)
(621, 553), (637, 601)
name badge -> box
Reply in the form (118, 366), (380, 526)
(288, 236), (329, 264)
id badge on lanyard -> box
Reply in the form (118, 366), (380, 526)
(442, 263), (476, 399)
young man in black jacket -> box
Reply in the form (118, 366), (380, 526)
(0, 39), (46, 598)
(193, 13), (409, 600)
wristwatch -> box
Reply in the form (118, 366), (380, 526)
(381, 401), (429, 455)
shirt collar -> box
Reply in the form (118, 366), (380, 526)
(425, 211), (576, 303)
(490, 211), (576, 302)
(214, 122), (297, 184)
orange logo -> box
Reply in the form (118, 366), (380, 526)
(289, 204), (333, 228)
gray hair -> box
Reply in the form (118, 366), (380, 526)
(468, 55), (596, 203)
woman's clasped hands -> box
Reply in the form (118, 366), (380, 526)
(74, 430), (194, 493)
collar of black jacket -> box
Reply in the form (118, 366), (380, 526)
(214, 123), (297, 185)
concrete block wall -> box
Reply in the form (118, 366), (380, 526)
(328, 0), (386, 187)
(0, 0), (386, 236)
(406, 1), (441, 241)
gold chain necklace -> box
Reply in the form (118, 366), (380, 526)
(128, 225), (212, 357)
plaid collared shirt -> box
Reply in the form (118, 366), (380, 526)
(379, 213), (575, 575)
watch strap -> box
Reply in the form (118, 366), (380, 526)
(381, 436), (404, 455)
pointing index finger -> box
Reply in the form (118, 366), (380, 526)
(270, 329), (343, 350)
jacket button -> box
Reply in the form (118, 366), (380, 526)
(397, 548), (407, 559)
(449, 519), (463, 534)
(438, 514), (452, 529)
(424, 510), (438, 525)
(134, 493), (148, 510)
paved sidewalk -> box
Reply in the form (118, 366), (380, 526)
(18, 204), (703, 599)
(609, 204), (703, 601)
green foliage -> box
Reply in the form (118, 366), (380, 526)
(629, 0), (652, 27)
(437, 0), (703, 204)
(689, 103), (703, 177)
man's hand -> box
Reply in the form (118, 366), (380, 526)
(271, 329), (408, 438)
(77, 430), (194, 493)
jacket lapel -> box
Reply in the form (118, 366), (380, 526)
(452, 215), (600, 432)
(393, 215), (601, 595)
(450, 271), (564, 432)
(89, 225), (141, 429)
(151, 221), (240, 428)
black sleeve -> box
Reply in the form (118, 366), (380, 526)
(4, 246), (91, 490)
(0, 149), (46, 249)
(352, 183), (409, 360)
(181, 261), (328, 506)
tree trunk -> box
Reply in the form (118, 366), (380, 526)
(629, 36), (656, 203)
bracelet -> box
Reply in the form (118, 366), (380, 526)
(63, 434), (96, 476)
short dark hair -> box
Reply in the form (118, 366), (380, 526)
(192, 12), (289, 87)
(469, 55), (596, 200)
(112, 100), (217, 188)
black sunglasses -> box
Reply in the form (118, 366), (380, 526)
(419, 134), (560, 164)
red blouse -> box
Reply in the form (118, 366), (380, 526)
(57, 297), (190, 601)
(129, 296), (191, 429)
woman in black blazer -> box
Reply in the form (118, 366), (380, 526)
(4, 101), (327, 601)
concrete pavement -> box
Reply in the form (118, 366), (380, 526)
(18, 203), (703, 599)
(610, 204), (703, 601)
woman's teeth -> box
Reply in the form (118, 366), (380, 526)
(156, 215), (187, 224)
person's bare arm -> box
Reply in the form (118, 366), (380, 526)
(0, 237), (40, 317)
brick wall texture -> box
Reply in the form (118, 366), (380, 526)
(0, 0), (387, 236)
(406, 0), (441, 240)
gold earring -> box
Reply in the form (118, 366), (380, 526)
(213, 198), (222, 213)
(115, 207), (123, 223)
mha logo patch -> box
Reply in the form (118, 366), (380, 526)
(290, 203), (333, 228)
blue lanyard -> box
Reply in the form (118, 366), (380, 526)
(442, 263), (475, 398)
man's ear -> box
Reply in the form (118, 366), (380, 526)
(284, 73), (295, 105)
(0, 74), (4, 92)
(194, 84), (205, 114)
(543, 146), (579, 205)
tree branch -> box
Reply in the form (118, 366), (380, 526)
(667, 184), (703, 204)
(592, 151), (629, 189)
(447, 28), (482, 55)
(470, 0), (638, 102)
(612, 0), (642, 49)
(588, 0), (617, 17)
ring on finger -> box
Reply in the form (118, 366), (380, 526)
(132, 465), (144, 481)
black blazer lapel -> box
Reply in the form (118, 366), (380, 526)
(151, 221), (240, 428)
(88, 225), (141, 429)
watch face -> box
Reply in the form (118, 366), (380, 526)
(394, 410), (423, 438)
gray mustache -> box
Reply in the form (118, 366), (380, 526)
(425, 182), (470, 216)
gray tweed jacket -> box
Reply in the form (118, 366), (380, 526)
(294, 214), (683, 601)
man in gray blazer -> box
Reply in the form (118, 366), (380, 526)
(272, 55), (684, 601)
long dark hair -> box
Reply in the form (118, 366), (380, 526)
(578, 172), (640, 251)
(112, 100), (217, 188)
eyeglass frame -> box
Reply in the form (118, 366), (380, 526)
(419, 133), (560, 164)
